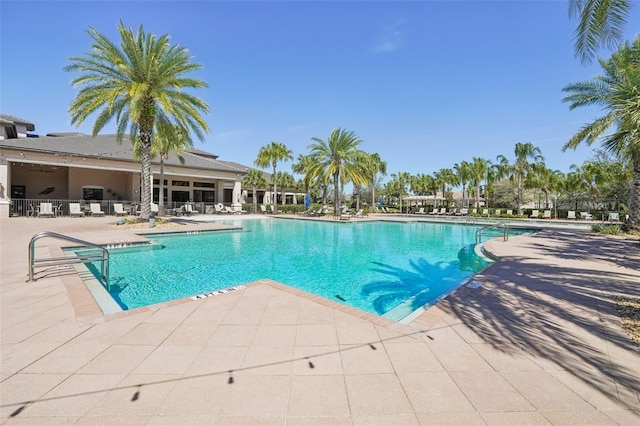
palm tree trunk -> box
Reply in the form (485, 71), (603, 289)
(628, 157), (640, 228)
(272, 164), (278, 214)
(139, 131), (152, 220)
(333, 173), (339, 215)
(252, 184), (258, 214)
(159, 156), (165, 216)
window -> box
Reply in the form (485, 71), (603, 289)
(194, 182), (215, 188)
(153, 179), (168, 185)
(172, 180), (190, 187)
(194, 190), (215, 202)
(172, 190), (190, 203)
(83, 186), (104, 201)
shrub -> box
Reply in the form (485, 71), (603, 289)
(591, 223), (623, 235)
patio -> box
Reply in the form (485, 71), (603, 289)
(1, 215), (638, 424)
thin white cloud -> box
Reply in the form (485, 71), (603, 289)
(213, 129), (253, 140)
(371, 20), (407, 54)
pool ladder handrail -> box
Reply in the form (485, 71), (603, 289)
(475, 222), (509, 245)
(28, 231), (109, 290)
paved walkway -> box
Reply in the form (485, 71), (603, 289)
(1, 215), (638, 425)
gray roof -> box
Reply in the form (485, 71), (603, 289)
(0, 133), (249, 174)
(0, 114), (35, 131)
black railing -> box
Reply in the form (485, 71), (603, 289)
(8, 199), (256, 217)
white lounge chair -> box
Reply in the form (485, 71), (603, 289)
(608, 212), (620, 222)
(506, 209), (513, 216)
(567, 210), (576, 220)
(113, 203), (127, 216)
(416, 207), (425, 215)
(90, 203), (105, 217)
(542, 210), (551, 219)
(38, 202), (55, 218)
(580, 211), (593, 220)
(69, 203), (84, 217)
(184, 204), (199, 215)
(482, 208), (489, 216)
(529, 210), (539, 219)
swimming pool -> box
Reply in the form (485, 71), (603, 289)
(83, 218), (524, 320)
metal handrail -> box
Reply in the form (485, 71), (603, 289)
(475, 223), (509, 245)
(28, 231), (109, 290)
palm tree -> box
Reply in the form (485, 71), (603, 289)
(469, 157), (491, 209)
(292, 154), (313, 197)
(361, 152), (387, 212)
(527, 164), (563, 210)
(433, 168), (458, 207)
(496, 142), (545, 215)
(65, 21), (209, 220)
(254, 142), (293, 214)
(569, 0), (632, 64)
(133, 123), (192, 216)
(307, 128), (367, 213)
(243, 169), (267, 214)
(393, 172), (412, 213)
(454, 161), (472, 208)
(563, 37), (640, 227)
(276, 171), (296, 205)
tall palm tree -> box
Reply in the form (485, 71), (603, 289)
(65, 21), (209, 220)
(307, 128), (367, 213)
(276, 171), (296, 205)
(454, 161), (472, 208)
(496, 142), (545, 215)
(569, 0), (632, 64)
(433, 168), (458, 207)
(254, 142), (293, 214)
(563, 36), (640, 228)
(292, 154), (314, 197)
(361, 152), (387, 212)
(243, 169), (267, 214)
(133, 123), (192, 216)
(469, 157), (491, 209)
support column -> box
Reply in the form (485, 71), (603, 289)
(231, 180), (242, 211)
(0, 159), (10, 219)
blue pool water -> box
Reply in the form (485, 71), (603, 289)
(86, 218), (516, 319)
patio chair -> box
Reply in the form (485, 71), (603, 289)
(567, 210), (576, 220)
(37, 202), (55, 218)
(69, 203), (84, 217)
(438, 207), (447, 215)
(529, 209), (539, 219)
(608, 212), (620, 222)
(458, 208), (469, 216)
(151, 203), (159, 215)
(184, 204), (199, 215)
(113, 203), (127, 216)
(506, 209), (513, 216)
(482, 208), (489, 216)
(416, 207), (425, 215)
(542, 210), (551, 219)
(90, 203), (105, 217)
(232, 205), (247, 214)
(259, 204), (267, 214)
(268, 205), (276, 214)
(471, 208), (478, 215)
(580, 211), (593, 220)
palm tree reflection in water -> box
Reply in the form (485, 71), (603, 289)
(362, 245), (487, 315)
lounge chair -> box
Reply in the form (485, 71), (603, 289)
(259, 204), (267, 214)
(542, 210), (551, 219)
(113, 203), (127, 216)
(90, 203), (105, 217)
(580, 211), (593, 220)
(268, 205), (276, 214)
(151, 203), (159, 215)
(184, 204), (199, 215)
(69, 203), (84, 217)
(482, 208), (489, 216)
(38, 202), (55, 218)
(438, 207), (447, 215)
(608, 212), (620, 222)
(428, 208), (438, 215)
(458, 208), (469, 216)
(471, 208), (477, 215)
(232, 205), (247, 214)
(529, 209), (539, 219)
(506, 209), (513, 216)
(567, 210), (576, 220)
(416, 207), (425, 215)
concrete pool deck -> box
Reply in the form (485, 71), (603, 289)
(1, 214), (639, 425)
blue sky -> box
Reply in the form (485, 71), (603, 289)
(2, 1), (639, 184)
